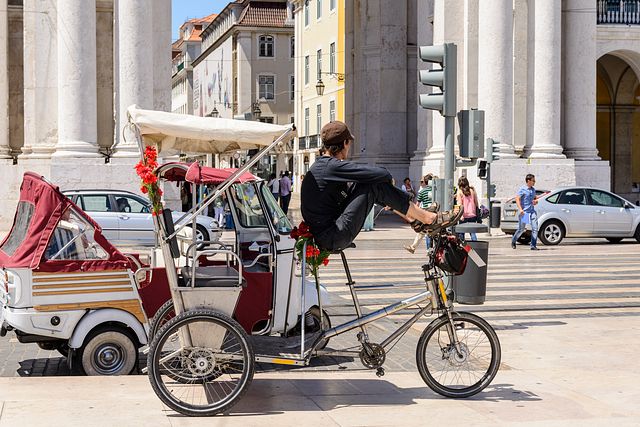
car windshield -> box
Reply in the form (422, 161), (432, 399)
(260, 184), (293, 234)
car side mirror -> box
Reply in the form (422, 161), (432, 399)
(625, 203), (634, 209)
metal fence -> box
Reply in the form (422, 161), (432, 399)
(597, 0), (640, 24)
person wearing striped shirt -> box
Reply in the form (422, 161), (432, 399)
(404, 174), (436, 254)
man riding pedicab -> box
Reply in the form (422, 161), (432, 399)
(301, 121), (462, 252)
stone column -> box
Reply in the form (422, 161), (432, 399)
(525, 0), (564, 158)
(53, 0), (99, 157)
(0, 0), (9, 158)
(153, 0), (172, 112)
(477, 0), (516, 157)
(562, 0), (599, 160)
(115, 0), (154, 156)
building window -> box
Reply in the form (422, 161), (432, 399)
(304, 107), (310, 138)
(330, 0), (336, 11)
(289, 75), (295, 101)
(290, 36), (295, 58)
(259, 75), (275, 100)
(330, 42), (335, 74)
(330, 100), (336, 122)
(316, 104), (322, 135)
(258, 35), (274, 57)
(317, 0), (322, 19)
(304, 0), (309, 26)
(316, 49), (322, 80)
(258, 117), (274, 124)
(304, 55), (309, 84)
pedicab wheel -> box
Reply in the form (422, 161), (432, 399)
(147, 309), (255, 417)
(149, 299), (175, 339)
(416, 312), (501, 398)
(79, 327), (138, 376)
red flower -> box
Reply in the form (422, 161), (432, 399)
(322, 257), (329, 266)
(140, 186), (148, 194)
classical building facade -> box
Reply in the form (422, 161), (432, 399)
(291, 0), (346, 182)
(192, 0), (294, 176)
(0, 0), (172, 230)
(172, 14), (217, 115)
(292, 1), (640, 204)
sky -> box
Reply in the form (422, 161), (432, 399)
(172, 0), (229, 40)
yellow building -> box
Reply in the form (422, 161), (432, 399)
(292, 0), (345, 183)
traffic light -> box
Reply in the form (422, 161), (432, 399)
(419, 43), (457, 117)
(488, 183), (497, 198)
(485, 138), (502, 163)
(477, 160), (488, 179)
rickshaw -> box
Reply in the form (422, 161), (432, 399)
(0, 172), (171, 375)
(126, 106), (502, 417)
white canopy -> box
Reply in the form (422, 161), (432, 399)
(127, 105), (296, 156)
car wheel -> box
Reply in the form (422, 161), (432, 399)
(635, 225), (640, 243)
(539, 220), (564, 246)
(605, 237), (623, 244)
(187, 224), (209, 248)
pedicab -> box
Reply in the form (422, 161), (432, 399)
(126, 106), (502, 417)
(0, 172), (172, 375)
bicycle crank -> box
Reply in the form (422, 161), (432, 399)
(359, 342), (386, 369)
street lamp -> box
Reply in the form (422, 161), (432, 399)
(252, 100), (262, 119)
(315, 79), (325, 96)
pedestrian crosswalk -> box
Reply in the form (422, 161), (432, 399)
(316, 239), (640, 322)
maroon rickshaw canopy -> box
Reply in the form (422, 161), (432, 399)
(0, 172), (130, 271)
(158, 162), (257, 185)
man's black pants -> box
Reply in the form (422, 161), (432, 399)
(315, 182), (411, 251)
(280, 193), (291, 214)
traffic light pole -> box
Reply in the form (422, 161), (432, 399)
(444, 115), (455, 211)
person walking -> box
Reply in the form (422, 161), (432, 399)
(301, 121), (461, 252)
(279, 171), (292, 214)
(404, 174), (437, 253)
(456, 176), (479, 241)
(268, 173), (280, 202)
(512, 173), (540, 250)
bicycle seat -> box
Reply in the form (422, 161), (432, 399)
(180, 265), (246, 288)
(330, 242), (356, 254)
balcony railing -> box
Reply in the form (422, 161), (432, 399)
(597, 0), (640, 25)
(298, 134), (320, 150)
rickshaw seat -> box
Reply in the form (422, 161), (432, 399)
(180, 265), (246, 288)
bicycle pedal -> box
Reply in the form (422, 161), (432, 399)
(376, 367), (385, 377)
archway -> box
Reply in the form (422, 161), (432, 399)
(596, 52), (640, 203)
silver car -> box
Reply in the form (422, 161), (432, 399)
(63, 189), (221, 247)
(502, 187), (640, 245)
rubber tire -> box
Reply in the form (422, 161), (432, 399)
(517, 233), (531, 245)
(635, 225), (640, 243)
(307, 307), (331, 350)
(539, 220), (564, 246)
(416, 312), (501, 398)
(79, 327), (138, 376)
(148, 299), (175, 340)
(605, 237), (623, 244)
(147, 309), (255, 417)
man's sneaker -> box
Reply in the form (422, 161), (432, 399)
(511, 242), (516, 249)
(403, 245), (415, 254)
(530, 246), (540, 251)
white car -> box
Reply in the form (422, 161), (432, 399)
(503, 187), (640, 245)
(63, 189), (220, 247)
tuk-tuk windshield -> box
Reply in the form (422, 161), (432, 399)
(260, 185), (293, 235)
(45, 208), (109, 261)
(231, 183), (268, 228)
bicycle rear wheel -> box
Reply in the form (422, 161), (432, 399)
(416, 311), (500, 398)
(147, 309), (254, 416)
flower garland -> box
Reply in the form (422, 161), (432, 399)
(290, 221), (330, 280)
(134, 146), (163, 216)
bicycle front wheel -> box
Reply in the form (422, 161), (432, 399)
(416, 311), (501, 398)
(147, 309), (255, 416)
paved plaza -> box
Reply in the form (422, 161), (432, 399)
(1, 215), (640, 424)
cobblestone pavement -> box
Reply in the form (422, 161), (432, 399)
(2, 228), (640, 377)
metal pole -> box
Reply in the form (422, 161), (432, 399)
(444, 115), (455, 211)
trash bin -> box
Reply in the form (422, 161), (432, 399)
(490, 203), (501, 228)
(452, 240), (489, 304)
